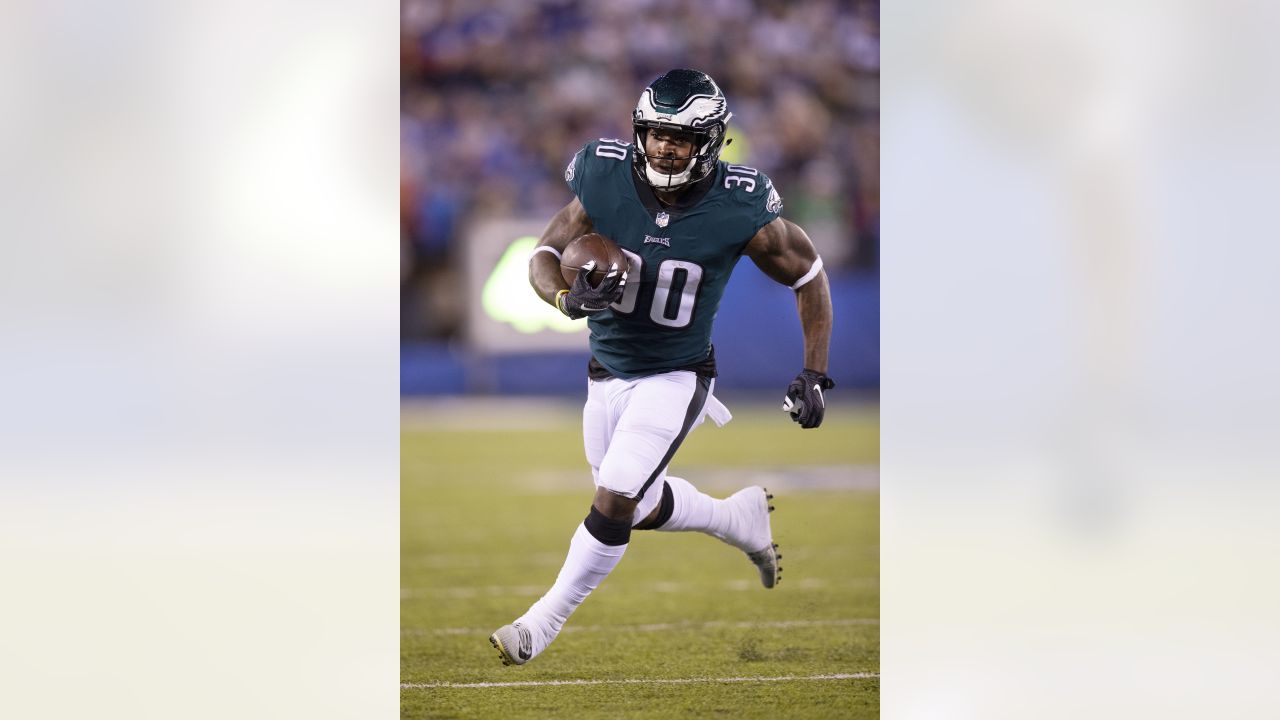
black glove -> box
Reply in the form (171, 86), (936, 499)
(782, 369), (835, 429)
(556, 260), (627, 319)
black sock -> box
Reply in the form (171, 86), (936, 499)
(584, 505), (632, 546)
(634, 481), (675, 531)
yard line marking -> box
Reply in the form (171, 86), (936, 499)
(406, 618), (879, 637)
(402, 672), (878, 689)
(402, 576), (876, 600)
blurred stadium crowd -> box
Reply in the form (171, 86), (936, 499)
(402, 0), (879, 339)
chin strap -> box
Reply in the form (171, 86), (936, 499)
(644, 162), (694, 190)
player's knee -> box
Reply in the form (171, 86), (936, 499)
(585, 491), (634, 546)
(596, 459), (646, 506)
(592, 486), (637, 521)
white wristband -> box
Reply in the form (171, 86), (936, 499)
(531, 245), (562, 261)
(790, 257), (824, 290)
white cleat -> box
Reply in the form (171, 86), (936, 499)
(730, 486), (781, 588)
(489, 623), (534, 666)
(748, 543), (781, 589)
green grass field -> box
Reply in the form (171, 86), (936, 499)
(402, 401), (879, 719)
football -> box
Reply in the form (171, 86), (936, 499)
(560, 233), (628, 287)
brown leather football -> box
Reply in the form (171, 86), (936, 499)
(560, 233), (628, 286)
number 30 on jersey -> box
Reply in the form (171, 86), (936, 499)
(611, 249), (704, 329)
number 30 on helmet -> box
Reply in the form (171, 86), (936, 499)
(632, 68), (734, 191)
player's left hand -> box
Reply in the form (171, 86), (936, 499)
(782, 369), (835, 429)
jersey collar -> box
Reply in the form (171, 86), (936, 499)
(630, 163), (717, 223)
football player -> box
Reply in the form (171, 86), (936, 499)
(490, 69), (834, 666)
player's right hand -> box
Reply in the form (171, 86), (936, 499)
(556, 261), (627, 319)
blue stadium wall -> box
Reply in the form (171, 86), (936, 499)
(402, 263), (878, 396)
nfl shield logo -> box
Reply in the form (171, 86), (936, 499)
(655, 212), (669, 227)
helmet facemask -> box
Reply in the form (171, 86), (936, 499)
(632, 120), (726, 191)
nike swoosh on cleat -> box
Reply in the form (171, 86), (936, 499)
(515, 624), (532, 661)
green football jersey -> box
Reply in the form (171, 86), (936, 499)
(565, 139), (783, 378)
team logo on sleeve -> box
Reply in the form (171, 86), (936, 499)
(565, 154), (576, 182)
(766, 185), (783, 213)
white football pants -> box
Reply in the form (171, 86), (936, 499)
(582, 370), (731, 524)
